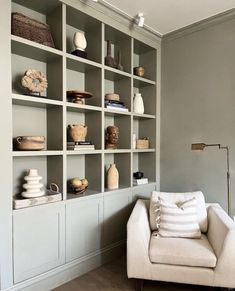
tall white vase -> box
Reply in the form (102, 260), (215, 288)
(73, 31), (87, 51)
(107, 164), (119, 190)
(133, 93), (144, 114)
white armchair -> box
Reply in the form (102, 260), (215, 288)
(127, 197), (235, 290)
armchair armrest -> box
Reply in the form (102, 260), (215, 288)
(207, 205), (235, 288)
(127, 199), (152, 279)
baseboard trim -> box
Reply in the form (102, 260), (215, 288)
(4, 241), (126, 291)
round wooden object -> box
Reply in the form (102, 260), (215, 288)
(105, 93), (120, 101)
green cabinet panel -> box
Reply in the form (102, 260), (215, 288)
(66, 197), (103, 262)
(103, 190), (132, 246)
(132, 183), (156, 201)
(13, 203), (65, 283)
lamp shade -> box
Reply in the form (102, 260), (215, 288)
(191, 143), (207, 150)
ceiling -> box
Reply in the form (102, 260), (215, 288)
(102, 0), (235, 35)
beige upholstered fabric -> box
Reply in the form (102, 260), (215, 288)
(207, 205), (235, 288)
(149, 234), (216, 267)
(156, 197), (201, 238)
(127, 199), (235, 289)
(150, 191), (207, 232)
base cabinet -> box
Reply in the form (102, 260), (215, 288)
(103, 190), (132, 246)
(66, 197), (103, 262)
(13, 203), (65, 283)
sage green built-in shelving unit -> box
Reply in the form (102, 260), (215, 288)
(0, 0), (161, 289)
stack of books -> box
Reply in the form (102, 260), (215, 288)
(67, 141), (95, 150)
(105, 100), (128, 112)
(133, 177), (148, 186)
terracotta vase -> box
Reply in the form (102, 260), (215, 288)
(133, 93), (144, 114)
(107, 164), (119, 190)
(67, 124), (87, 142)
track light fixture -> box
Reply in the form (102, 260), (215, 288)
(136, 12), (145, 27)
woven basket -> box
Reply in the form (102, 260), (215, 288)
(12, 12), (55, 48)
(136, 139), (149, 149)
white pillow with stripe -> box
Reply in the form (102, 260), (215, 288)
(154, 197), (201, 238)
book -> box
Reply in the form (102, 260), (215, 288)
(105, 100), (125, 106)
(133, 178), (148, 186)
(67, 145), (95, 150)
(13, 190), (62, 209)
(105, 102), (127, 108)
(67, 141), (92, 145)
(106, 105), (129, 112)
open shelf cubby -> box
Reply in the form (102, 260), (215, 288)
(11, 41), (63, 101)
(104, 25), (131, 74)
(133, 80), (156, 116)
(104, 153), (131, 191)
(133, 39), (156, 82)
(67, 108), (102, 150)
(104, 114), (131, 150)
(66, 58), (102, 107)
(66, 6), (102, 64)
(12, 0), (63, 51)
(133, 117), (156, 150)
(13, 155), (63, 199)
(104, 70), (131, 111)
(133, 152), (156, 186)
(12, 103), (63, 151)
(67, 154), (102, 199)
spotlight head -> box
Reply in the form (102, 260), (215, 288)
(136, 12), (144, 27)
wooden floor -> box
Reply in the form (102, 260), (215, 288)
(53, 257), (217, 291)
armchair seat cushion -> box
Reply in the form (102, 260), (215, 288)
(149, 234), (217, 268)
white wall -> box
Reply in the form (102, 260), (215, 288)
(161, 18), (235, 215)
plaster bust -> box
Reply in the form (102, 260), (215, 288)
(105, 126), (119, 149)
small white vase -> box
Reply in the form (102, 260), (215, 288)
(73, 31), (87, 51)
(133, 93), (144, 114)
(107, 164), (119, 190)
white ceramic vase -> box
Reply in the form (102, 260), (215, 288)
(73, 31), (87, 51)
(107, 164), (119, 190)
(133, 93), (144, 114)
(21, 169), (45, 198)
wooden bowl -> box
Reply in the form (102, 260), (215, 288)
(15, 136), (45, 150)
(105, 93), (120, 101)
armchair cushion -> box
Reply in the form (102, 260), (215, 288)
(150, 191), (208, 232)
(149, 234), (217, 268)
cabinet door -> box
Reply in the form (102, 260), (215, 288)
(13, 203), (65, 283)
(103, 189), (132, 246)
(66, 197), (103, 262)
(132, 183), (156, 201)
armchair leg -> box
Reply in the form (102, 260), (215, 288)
(135, 279), (144, 291)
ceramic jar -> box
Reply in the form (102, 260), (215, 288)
(73, 31), (87, 51)
(21, 169), (45, 198)
(133, 93), (144, 114)
(67, 124), (87, 142)
(107, 164), (119, 190)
